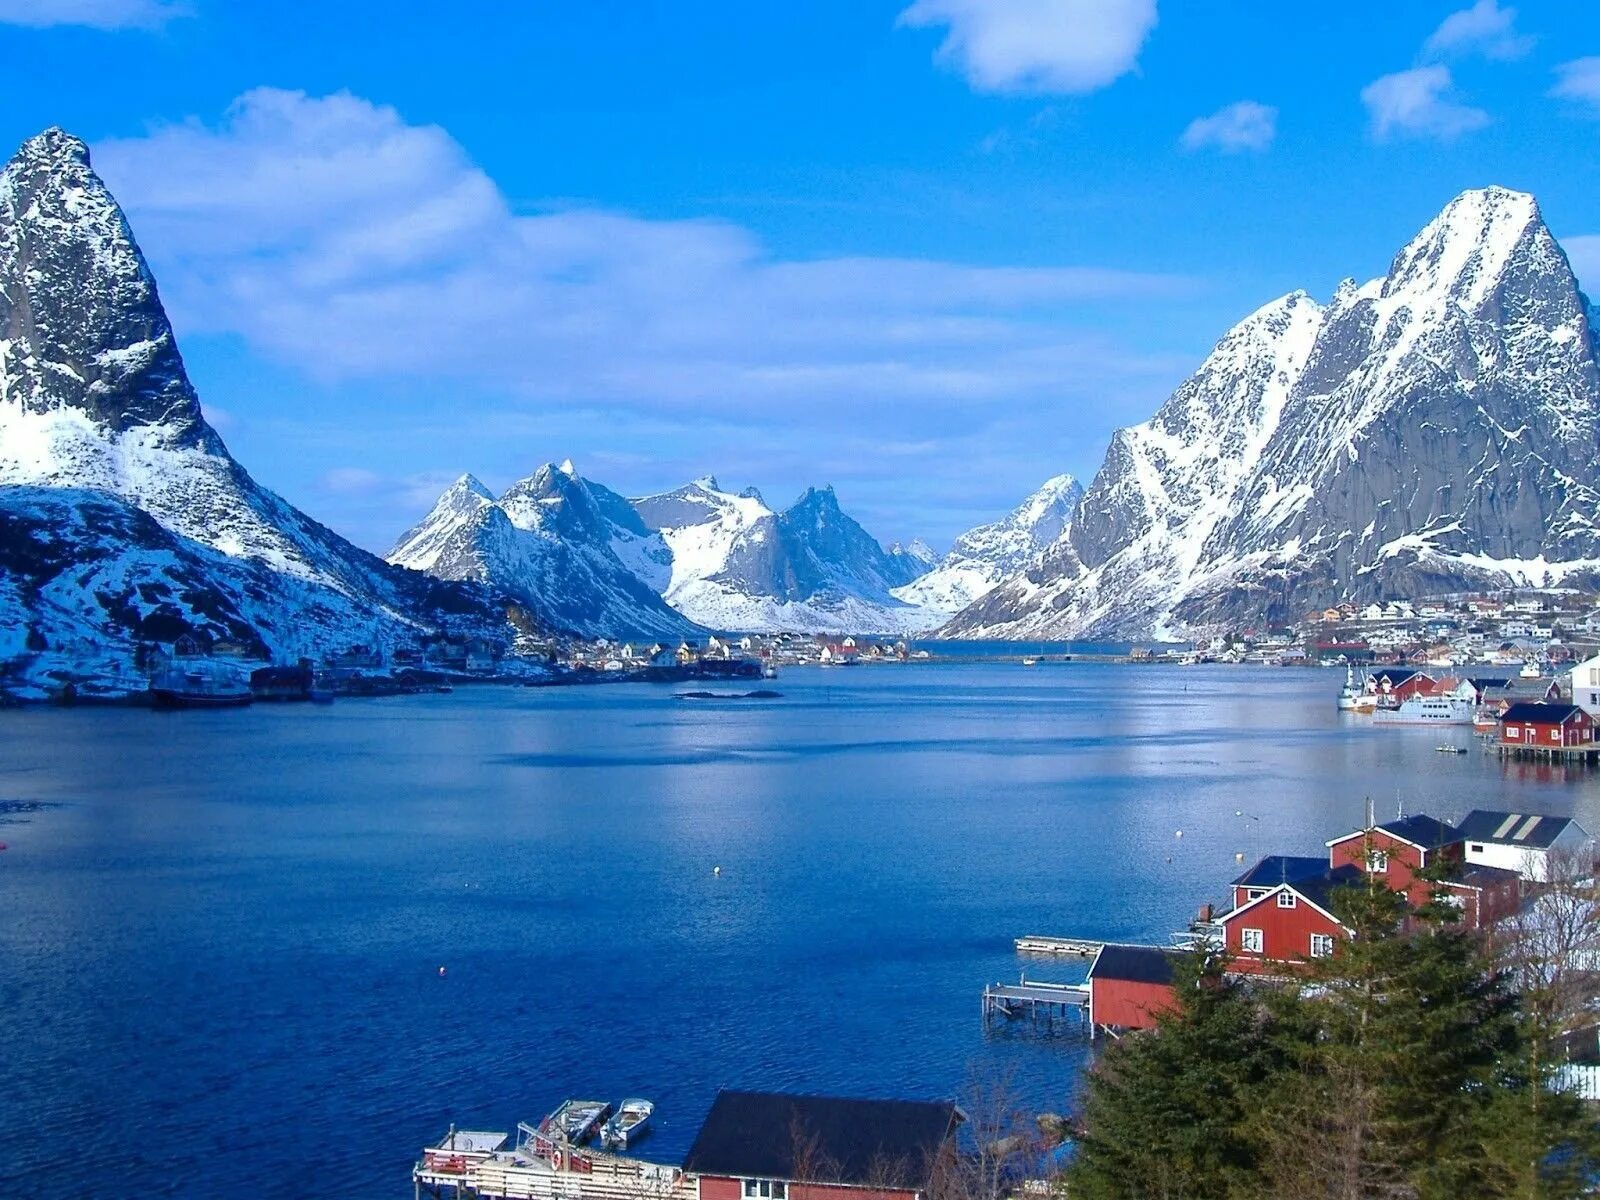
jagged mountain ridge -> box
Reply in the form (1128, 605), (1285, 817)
(943, 186), (1600, 640)
(0, 128), (508, 693)
(394, 470), (949, 636)
(387, 463), (698, 640)
(893, 474), (1083, 617)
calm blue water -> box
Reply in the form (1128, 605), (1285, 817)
(2, 663), (1597, 1198)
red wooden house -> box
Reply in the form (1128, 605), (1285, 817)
(1498, 702), (1595, 750)
(1326, 814), (1461, 910)
(1086, 944), (1180, 1031)
(684, 1091), (962, 1200)
(1217, 865), (1358, 975)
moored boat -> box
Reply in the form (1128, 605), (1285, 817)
(1371, 696), (1475, 726)
(148, 660), (253, 708)
(542, 1099), (610, 1145)
(600, 1098), (654, 1149)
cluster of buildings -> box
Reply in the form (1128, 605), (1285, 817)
(1082, 807), (1592, 1037)
(567, 634), (927, 673)
(1272, 590), (1600, 669)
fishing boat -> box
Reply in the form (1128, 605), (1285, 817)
(600, 1098), (654, 1150)
(1371, 695), (1475, 726)
(541, 1099), (610, 1145)
(148, 660), (253, 708)
(1336, 665), (1362, 712)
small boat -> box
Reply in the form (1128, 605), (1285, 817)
(1520, 661), (1543, 680)
(148, 661), (253, 708)
(600, 1098), (654, 1150)
(1435, 744), (1467, 754)
(762, 663), (778, 679)
(1021, 657), (1038, 667)
(542, 1099), (610, 1145)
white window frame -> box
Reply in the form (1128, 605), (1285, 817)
(1309, 934), (1334, 958)
(1241, 928), (1264, 953)
(744, 1182), (786, 1199)
(1276, 891), (1297, 909)
(1367, 850), (1388, 873)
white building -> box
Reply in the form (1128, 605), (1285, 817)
(1572, 653), (1600, 717)
(1456, 810), (1591, 882)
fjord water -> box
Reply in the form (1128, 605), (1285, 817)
(3, 664), (1598, 1198)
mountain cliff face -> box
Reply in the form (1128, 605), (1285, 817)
(944, 187), (1600, 640)
(389, 464), (697, 640)
(0, 128), (506, 694)
(893, 474), (1083, 617)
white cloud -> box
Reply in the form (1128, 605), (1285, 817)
(1422, 0), (1533, 61)
(1551, 57), (1600, 114)
(897, 0), (1157, 94)
(0, 0), (184, 29)
(1361, 66), (1489, 141)
(1179, 101), (1277, 154)
(92, 89), (1190, 422)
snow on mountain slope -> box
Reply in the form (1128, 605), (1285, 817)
(632, 477), (934, 633)
(389, 463), (698, 640)
(893, 473), (1083, 616)
(944, 186), (1600, 640)
(0, 127), (506, 692)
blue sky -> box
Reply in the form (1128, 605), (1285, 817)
(2, 0), (1598, 553)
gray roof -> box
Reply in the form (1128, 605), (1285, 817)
(1456, 810), (1586, 849)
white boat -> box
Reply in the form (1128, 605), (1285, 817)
(541, 1099), (610, 1145)
(1336, 665), (1362, 712)
(1371, 696), (1475, 726)
(1520, 661), (1543, 679)
(1435, 744), (1467, 754)
(1021, 657), (1038, 667)
(600, 1098), (654, 1150)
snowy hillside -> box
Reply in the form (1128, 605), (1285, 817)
(944, 186), (1600, 640)
(0, 127), (507, 695)
(893, 474), (1083, 617)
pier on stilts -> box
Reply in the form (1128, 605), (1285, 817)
(981, 976), (1093, 1036)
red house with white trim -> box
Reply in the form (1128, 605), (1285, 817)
(1217, 865), (1358, 974)
(1498, 702), (1595, 750)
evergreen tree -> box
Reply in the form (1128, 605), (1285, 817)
(1068, 952), (1284, 1200)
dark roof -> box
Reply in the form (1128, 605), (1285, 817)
(1288, 864), (1365, 916)
(1455, 810), (1583, 849)
(1369, 667), (1420, 684)
(1231, 855), (1328, 889)
(1500, 701), (1584, 724)
(1375, 814), (1460, 850)
(682, 1091), (960, 1186)
(1444, 863), (1522, 890)
(1467, 677), (1511, 690)
(1088, 943), (1179, 986)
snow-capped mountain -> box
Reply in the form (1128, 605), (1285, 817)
(388, 463), (698, 640)
(0, 127), (505, 694)
(944, 186), (1600, 640)
(632, 477), (933, 633)
(893, 474), (1083, 617)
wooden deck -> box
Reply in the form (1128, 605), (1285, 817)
(1014, 935), (1104, 957)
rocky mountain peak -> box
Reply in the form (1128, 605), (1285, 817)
(1381, 185), (1547, 308)
(0, 126), (215, 447)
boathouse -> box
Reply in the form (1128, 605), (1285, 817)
(1457, 810), (1593, 882)
(683, 1091), (962, 1200)
(1085, 944), (1179, 1031)
(1497, 702), (1595, 753)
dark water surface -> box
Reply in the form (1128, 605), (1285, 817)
(2, 664), (1596, 1198)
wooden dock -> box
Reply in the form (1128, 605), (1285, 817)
(1015, 935), (1104, 957)
(1494, 744), (1600, 764)
(981, 977), (1092, 1034)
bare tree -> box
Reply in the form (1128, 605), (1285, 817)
(1491, 844), (1600, 1040)
(933, 1066), (1037, 1200)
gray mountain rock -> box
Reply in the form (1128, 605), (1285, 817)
(943, 187), (1600, 639)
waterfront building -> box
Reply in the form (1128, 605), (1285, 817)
(683, 1091), (962, 1200)
(1496, 702), (1595, 754)
(1085, 944), (1180, 1030)
(1456, 810), (1593, 883)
